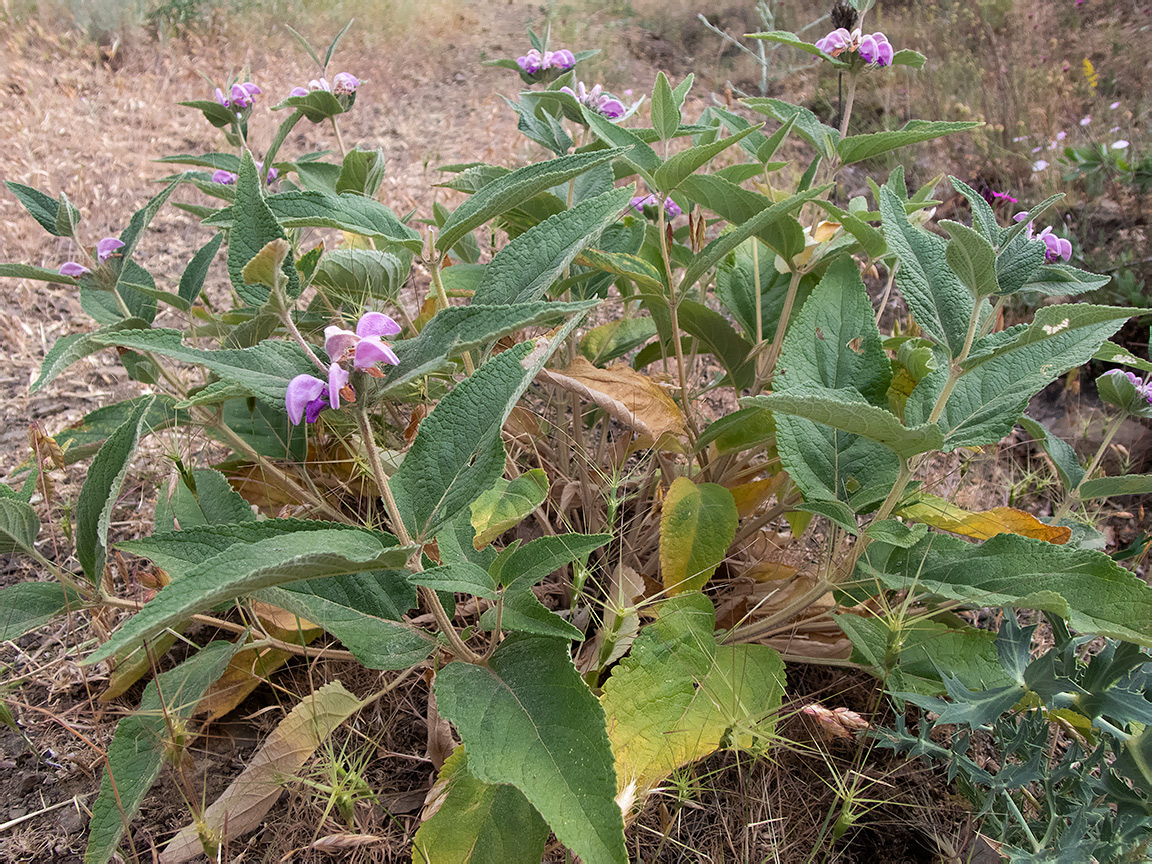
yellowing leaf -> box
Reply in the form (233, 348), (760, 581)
(660, 477), (738, 595)
(469, 469), (548, 550)
(160, 680), (364, 863)
(240, 238), (290, 291)
(728, 475), (782, 519)
(537, 357), (687, 443)
(898, 495), (1071, 544)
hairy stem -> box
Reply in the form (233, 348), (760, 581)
(1053, 411), (1124, 522)
(659, 194), (699, 440)
(758, 266), (803, 388)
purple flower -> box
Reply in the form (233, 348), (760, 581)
(858, 32), (894, 66)
(255, 161), (278, 184)
(214, 87), (229, 107)
(332, 72), (360, 95)
(547, 49), (575, 69)
(1036, 226), (1072, 262)
(1112, 139), (1129, 149)
(630, 194), (681, 220)
(1032, 159), (1049, 172)
(562, 81), (636, 120)
(517, 47), (577, 76)
(815, 27), (854, 55)
(289, 86), (309, 98)
(325, 311), (402, 371)
(97, 237), (125, 263)
(286, 375), (330, 425)
(517, 49), (543, 74)
(992, 190), (1018, 203)
(59, 261), (90, 278)
(212, 169), (238, 185)
(229, 82), (262, 109)
(1080, 115), (1092, 126)
(309, 78), (332, 93)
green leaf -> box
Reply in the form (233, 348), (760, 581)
(392, 325), (582, 542)
(155, 152), (241, 172)
(941, 219), (999, 297)
(748, 29), (835, 59)
(659, 477), (738, 595)
(5, 181), (69, 235)
(492, 533), (611, 588)
(671, 73), (693, 108)
(324, 19), (354, 67)
(179, 98), (237, 127)
(580, 317), (659, 365)
(0, 263), (79, 285)
(227, 152), (298, 306)
(638, 292), (755, 389)
(677, 175), (808, 261)
(908, 304), (1141, 449)
(411, 562), (497, 600)
(88, 328), (316, 410)
(272, 89), (348, 122)
(154, 468), (256, 531)
(258, 574), (434, 670)
(742, 98), (839, 159)
(1078, 474), (1152, 500)
(651, 71), (680, 141)
(85, 641), (240, 864)
(714, 239), (811, 342)
(437, 149), (627, 253)
(653, 125), (759, 194)
(812, 200), (886, 260)
(890, 48), (926, 69)
(861, 533), (1152, 647)
(381, 301), (597, 395)
(0, 496), (40, 557)
(473, 186), (635, 305)
(1019, 416), (1084, 492)
(796, 499), (860, 534)
(312, 248), (411, 305)
(86, 529), (418, 664)
(580, 110), (661, 182)
(864, 519), (928, 548)
(575, 248), (664, 292)
(470, 470), (548, 550)
(435, 633), (627, 864)
(679, 184), (829, 290)
(413, 747), (549, 864)
(694, 406), (775, 455)
(75, 397), (153, 582)
(31, 319), (150, 394)
(1095, 340), (1152, 374)
(1015, 262), (1110, 297)
(53, 396), (184, 466)
(481, 584), (584, 640)
(336, 147), (386, 197)
(879, 184), (974, 357)
(948, 176), (1002, 245)
(599, 593), (785, 807)
(836, 121), (981, 166)
(749, 389), (944, 459)
(0, 582), (78, 640)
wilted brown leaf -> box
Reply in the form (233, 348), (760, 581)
(899, 495), (1071, 544)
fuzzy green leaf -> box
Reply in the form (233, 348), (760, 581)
(660, 477), (738, 595)
(651, 71), (680, 141)
(0, 582), (77, 640)
(227, 152), (298, 306)
(837, 121), (981, 166)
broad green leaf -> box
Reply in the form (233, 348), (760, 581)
(393, 321), (584, 541)
(833, 613), (1010, 694)
(748, 29), (836, 59)
(836, 121), (981, 166)
(890, 48), (926, 69)
(262, 109), (304, 174)
(470, 470), (548, 550)
(271, 89), (348, 122)
(908, 304), (1141, 449)
(677, 174), (808, 261)
(76, 397), (153, 582)
(750, 389), (943, 459)
(312, 247), (410, 305)
(86, 529), (417, 664)
(0, 263), (79, 285)
(85, 641), (240, 864)
(864, 519), (928, 548)
(335, 146), (386, 197)
(155, 152), (241, 172)
(1078, 474), (1152, 500)
(796, 499), (860, 534)
(53, 396), (184, 466)
(861, 533), (1152, 646)
(506, 92), (573, 156)
(227, 152), (298, 306)
(1019, 416), (1085, 492)
(160, 681), (364, 862)
(879, 184), (974, 357)
(34, 323), (146, 403)
(714, 238), (814, 342)
(993, 233), (1046, 296)
(382, 301), (596, 395)
(435, 633), (627, 864)
(651, 71), (679, 140)
(575, 248), (664, 292)
(600, 593), (785, 807)
(5, 181), (70, 235)
(1015, 262), (1110, 296)
(492, 533), (612, 588)
(154, 468), (256, 531)
(811, 200), (886, 260)
(413, 747), (549, 864)
(671, 73), (693, 108)
(0, 582), (77, 640)
(480, 583), (584, 640)
(679, 184), (829, 290)
(660, 477), (738, 595)
(411, 562), (497, 600)
(88, 329), (316, 410)
(472, 186), (635, 305)
(941, 219), (998, 297)
(653, 125), (759, 194)
(437, 149), (627, 252)
(948, 176), (1002, 245)
(896, 495), (1071, 544)
(178, 98), (237, 127)
(580, 317), (659, 365)
(207, 191), (422, 252)
(580, 110), (660, 182)
(775, 256), (892, 404)
(638, 292), (755, 390)
(742, 98), (839, 159)
(694, 406), (775, 455)
(1095, 340), (1152, 374)
(259, 574), (433, 670)
(0, 496), (40, 557)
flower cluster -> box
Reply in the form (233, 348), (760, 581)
(561, 81), (637, 120)
(516, 48), (575, 76)
(286, 312), (401, 425)
(814, 27), (894, 67)
(288, 73), (361, 98)
(212, 160), (278, 185)
(59, 237), (124, 278)
(630, 194), (681, 220)
(1013, 211), (1073, 262)
(214, 81), (262, 109)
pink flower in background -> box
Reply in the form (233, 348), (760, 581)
(1080, 115), (1092, 126)
(1032, 159), (1049, 172)
(229, 82), (262, 109)
(562, 81), (633, 120)
(630, 194), (682, 219)
(1110, 101), (1121, 109)
(516, 47), (576, 76)
(990, 190), (1018, 204)
(1112, 140), (1129, 149)
(286, 375), (330, 425)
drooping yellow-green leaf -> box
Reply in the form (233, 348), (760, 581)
(898, 494), (1071, 544)
(660, 477), (738, 595)
(469, 469), (548, 550)
(600, 593), (785, 810)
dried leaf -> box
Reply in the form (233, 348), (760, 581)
(898, 496), (1071, 544)
(160, 680), (364, 863)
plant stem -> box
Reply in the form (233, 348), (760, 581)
(429, 250), (475, 375)
(753, 236), (763, 345)
(659, 195), (699, 440)
(758, 266), (803, 387)
(331, 117), (348, 158)
(1053, 411), (1125, 522)
(874, 261), (898, 327)
(838, 72), (858, 139)
(355, 404), (484, 665)
(928, 298), (984, 425)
